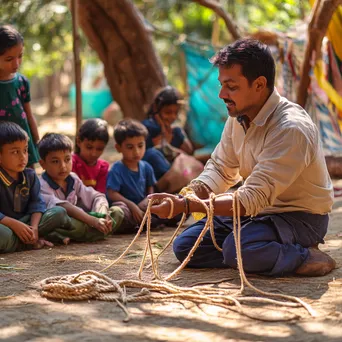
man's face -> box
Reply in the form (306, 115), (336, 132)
(40, 150), (72, 182)
(0, 140), (28, 177)
(0, 44), (23, 78)
(218, 64), (261, 118)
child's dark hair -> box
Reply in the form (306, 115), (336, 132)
(114, 119), (148, 145)
(0, 25), (23, 56)
(0, 122), (28, 149)
(75, 118), (109, 153)
(146, 86), (182, 118)
(38, 133), (73, 160)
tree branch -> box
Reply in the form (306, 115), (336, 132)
(192, 0), (241, 40)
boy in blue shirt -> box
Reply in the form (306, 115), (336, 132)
(0, 122), (69, 253)
(107, 119), (177, 232)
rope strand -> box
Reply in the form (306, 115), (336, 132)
(39, 193), (317, 322)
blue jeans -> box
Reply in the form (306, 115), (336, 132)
(173, 212), (329, 276)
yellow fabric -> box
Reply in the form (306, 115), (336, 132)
(314, 60), (342, 112)
(326, 6), (342, 61)
(309, 0), (342, 61)
(179, 186), (206, 220)
(308, 1), (342, 118)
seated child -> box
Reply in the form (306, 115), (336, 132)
(106, 119), (178, 233)
(72, 119), (110, 193)
(142, 86), (193, 180)
(0, 122), (69, 253)
(38, 133), (124, 242)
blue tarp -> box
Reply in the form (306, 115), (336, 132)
(182, 43), (227, 151)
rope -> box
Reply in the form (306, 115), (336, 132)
(39, 193), (317, 322)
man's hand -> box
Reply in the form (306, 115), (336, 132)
(129, 203), (145, 223)
(10, 221), (35, 244)
(188, 180), (212, 199)
(92, 217), (112, 235)
(147, 193), (185, 219)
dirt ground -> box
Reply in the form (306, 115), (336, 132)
(1, 114), (342, 342)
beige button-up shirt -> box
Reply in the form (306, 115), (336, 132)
(197, 89), (333, 216)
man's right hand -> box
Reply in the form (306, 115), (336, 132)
(10, 221), (35, 244)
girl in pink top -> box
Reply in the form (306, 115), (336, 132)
(72, 119), (110, 193)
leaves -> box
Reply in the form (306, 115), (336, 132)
(0, 0), (309, 83)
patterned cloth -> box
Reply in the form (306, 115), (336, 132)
(0, 73), (39, 165)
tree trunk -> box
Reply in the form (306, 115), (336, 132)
(77, 0), (166, 120)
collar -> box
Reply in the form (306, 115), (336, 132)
(252, 88), (281, 127)
(0, 167), (26, 187)
(42, 172), (75, 196)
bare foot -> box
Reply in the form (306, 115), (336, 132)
(295, 247), (336, 276)
(63, 237), (70, 245)
(33, 239), (54, 250)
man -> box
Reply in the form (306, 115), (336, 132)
(149, 39), (336, 277)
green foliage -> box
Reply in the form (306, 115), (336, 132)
(240, 0), (310, 31)
(0, 0), (73, 78)
(135, 0), (310, 91)
(0, 0), (310, 86)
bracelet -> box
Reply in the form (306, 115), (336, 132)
(163, 197), (174, 219)
(178, 194), (190, 215)
(184, 197), (189, 215)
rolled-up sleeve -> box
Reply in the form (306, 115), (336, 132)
(196, 119), (241, 193)
(238, 126), (314, 216)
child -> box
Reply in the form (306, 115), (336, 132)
(0, 25), (40, 167)
(73, 118), (110, 193)
(0, 122), (69, 253)
(107, 119), (178, 233)
(38, 133), (124, 241)
(142, 86), (193, 180)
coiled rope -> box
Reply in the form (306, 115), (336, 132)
(40, 192), (317, 322)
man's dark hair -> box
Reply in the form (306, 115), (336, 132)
(210, 39), (275, 90)
(0, 25), (24, 56)
(38, 133), (73, 160)
(75, 118), (109, 154)
(114, 119), (148, 145)
(0, 122), (28, 149)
